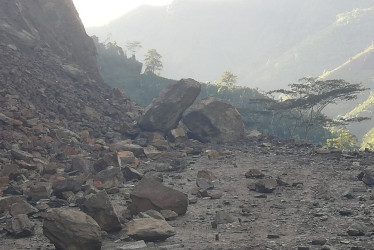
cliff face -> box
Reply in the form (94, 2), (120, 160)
(0, 0), (141, 153)
(0, 0), (98, 76)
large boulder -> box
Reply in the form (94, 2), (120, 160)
(138, 79), (201, 133)
(43, 208), (102, 250)
(128, 177), (188, 215)
(79, 191), (122, 232)
(182, 97), (245, 143)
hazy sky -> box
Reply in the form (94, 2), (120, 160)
(72, 0), (173, 27)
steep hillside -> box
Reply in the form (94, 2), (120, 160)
(0, 0), (141, 148)
(320, 43), (374, 142)
(88, 0), (374, 90)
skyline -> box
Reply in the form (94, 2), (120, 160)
(72, 0), (173, 27)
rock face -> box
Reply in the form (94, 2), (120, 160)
(138, 79), (201, 133)
(182, 97), (245, 143)
(43, 208), (102, 250)
(129, 177), (188, 215)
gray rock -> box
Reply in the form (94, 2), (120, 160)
(79, 191), (122, 232)
(138, 78), (201, 133)
(213, 211), (235, 225)
(254, 178), (277, 193)
(0, 196), (26, 214)
(182, 97), (245, 143)
(347, 222), (367, 236)
(11, 149), (34, 161)
(6, 214), (35, 238)
(27, 182), (52, 202)
(10, 200), (38, 216)
(123, 166), (143, 181)
(93, 152), (119, 173)
(111, 142), (145, 157)
(43, 208), (102, 250)
(94, 166), (124, 189)
(52, 178), (82, 198)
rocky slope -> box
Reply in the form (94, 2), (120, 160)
(1, 1), (374, 250)
(0, 0), (142, 154)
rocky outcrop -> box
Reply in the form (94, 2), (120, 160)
(138, 79), (201, 133)
(182, 97), (245, 143)
(43, 208), (102, 250)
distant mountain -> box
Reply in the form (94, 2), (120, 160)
(88, 0), (374, 90)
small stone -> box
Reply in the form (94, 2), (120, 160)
(254, 178), (277, 193)
(245, 169), (264, 179)
(160, 210), (178, 221)
(311, 238), (327, 245)
(118, 240), (147, 250)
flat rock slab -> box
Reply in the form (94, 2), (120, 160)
(127, 217), (175, 241)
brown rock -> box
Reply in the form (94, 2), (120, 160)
(43, 208), (102, 250)
(127, 217), (176, 241)
(129, 177), (188, 215)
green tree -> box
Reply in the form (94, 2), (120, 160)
(327, 128), (358, 151)
(266, 77), (368, 141)
(144, 49), (163, 75)
(218, 71), (238, 87)
(126, 41), (142, 58)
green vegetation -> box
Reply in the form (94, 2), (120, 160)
(266, 78), (367, 140)
(327, 128), (358, 151)
(144, 49), (163, 75)
(92, 37), (371, 147)
(216, 71), (238, 89)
